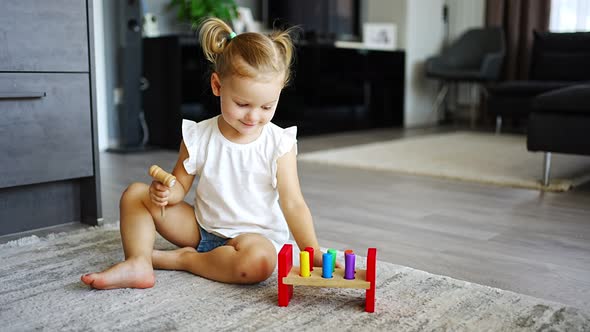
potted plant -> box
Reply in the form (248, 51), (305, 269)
(167, 0), (239, 30)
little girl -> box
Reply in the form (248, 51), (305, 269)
(82, 17), (331, 289)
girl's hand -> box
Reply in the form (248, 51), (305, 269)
(313, 251), (343, 269)
(149, 180), (170, 207)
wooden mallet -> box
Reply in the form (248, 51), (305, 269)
(148, 165), (176, 217)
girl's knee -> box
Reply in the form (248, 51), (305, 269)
(234, 249), (276, 283)
(120, 182), (148, 206)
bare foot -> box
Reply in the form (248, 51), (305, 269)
(81, 256), (155, 290)
(152, 247), (197, 270)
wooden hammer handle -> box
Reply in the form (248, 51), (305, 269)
(149, 165), (176, 187)
(148, 165), (176, 217)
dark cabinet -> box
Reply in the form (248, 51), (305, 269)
(142, 36), (405, 149)
(276, 44), (405, 134)
(0, 1), (101, 235)
(0, 0), (89, 72)
(142, 36), (217, 150)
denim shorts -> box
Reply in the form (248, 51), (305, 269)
(196, 225), (230, 253)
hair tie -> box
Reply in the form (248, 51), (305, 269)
(229, 32), (237, 40)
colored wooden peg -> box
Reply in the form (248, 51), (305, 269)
(322, 253), (333, 278)
(328, 249), (337, 272)
(300, 251), (311, 277)
(304, 247), (314, 271)
(344, 252), (355, 280)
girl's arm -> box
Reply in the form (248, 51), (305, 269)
(158, 140), (195, 206)
(276, 146), (324, 267)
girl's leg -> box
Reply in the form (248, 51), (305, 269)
(152, 233), (277, 284)
(81, 182), (200, 289)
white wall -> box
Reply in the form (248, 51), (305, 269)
(93, 0), (108, 151)
(93, 1), (119, 151)
(365, 0), (444, 127)
(446, 0), (485, 42)
(403, 0), (445, 127)
(365, 0), (485, 127)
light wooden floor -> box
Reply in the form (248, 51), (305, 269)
(3, 127), (590, 309)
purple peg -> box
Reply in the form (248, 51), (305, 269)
(344, 252), (356, 280)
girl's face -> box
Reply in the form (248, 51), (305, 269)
(211, 72), (284, 143)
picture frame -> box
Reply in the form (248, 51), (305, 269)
(232, 7), (258, 34)
(363, 23), (397, 50)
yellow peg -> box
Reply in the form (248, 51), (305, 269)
(300, 251), (311, 277)
(148, 165), (176, 217)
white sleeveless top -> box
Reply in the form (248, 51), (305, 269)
(182, 116), (297, 248)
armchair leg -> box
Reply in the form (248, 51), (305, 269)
(470, 84), (479, 128)
(434, 84), (449, 121)
(495, 116), (502, 134)
(543, 152), (552, 186)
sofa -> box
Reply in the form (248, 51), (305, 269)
(487, 31), (590, 132)
(527, 84), (590, 186)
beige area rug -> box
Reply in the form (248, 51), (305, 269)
(299, 132), (590, 192)
(1, 223), (589, 331)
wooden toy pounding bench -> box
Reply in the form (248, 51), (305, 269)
(277, 244), (377, 312)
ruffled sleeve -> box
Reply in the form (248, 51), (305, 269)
(271, 126), (297, 188)
(182, 119), (200, 175)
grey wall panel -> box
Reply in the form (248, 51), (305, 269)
(0, 73), (93, 188)
(0, 0), (88, 72)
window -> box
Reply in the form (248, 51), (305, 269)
(550, 0), (590, 32)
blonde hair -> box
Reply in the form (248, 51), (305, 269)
(198, 17), (295, 86)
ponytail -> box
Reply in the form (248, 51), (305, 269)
(198, 17), (234, 64)
(269, 28), (296, 86)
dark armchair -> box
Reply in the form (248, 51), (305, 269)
(426, 27), (505, 125)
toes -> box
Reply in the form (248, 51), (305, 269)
(82, 273), (101, 288)
(81, 273), (111, 290)
(81, 273), (95, 286)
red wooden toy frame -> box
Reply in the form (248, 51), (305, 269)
(278, 244), (377, 313)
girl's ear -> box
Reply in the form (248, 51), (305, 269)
(211, 73), (221, 96)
